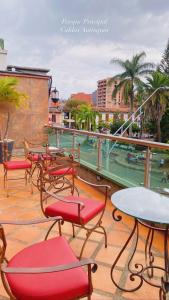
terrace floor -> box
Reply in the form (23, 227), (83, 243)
(0, 164), (167, 300)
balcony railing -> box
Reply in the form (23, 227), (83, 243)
(49, 125), (169, 192)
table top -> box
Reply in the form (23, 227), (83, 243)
(30, 147), (64, 154)
(111, 187), (169, 225)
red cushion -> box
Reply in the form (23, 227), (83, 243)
(42, 154), (52, 160)
(45, 196), (105, 225)
(3, 160), (31, 170)
(28, 154), (52, 162)
(6, 236), (90, 300)
(49, 167), (76, 176)
(28, 154), (39, 162)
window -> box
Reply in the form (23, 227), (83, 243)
(52, 114), (56, 123)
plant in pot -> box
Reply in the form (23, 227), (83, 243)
(0, 77), (27, 162)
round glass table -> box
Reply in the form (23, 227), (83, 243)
(111, 187), (169, 299)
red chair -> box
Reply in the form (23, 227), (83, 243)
(23, 140), (78, 192)
(40, 175), (110, 258)
(0, 217), (97, 300)
(23, 139), (53, 174)
(35, 149), (80, 196)
(3, 159), (32, 197)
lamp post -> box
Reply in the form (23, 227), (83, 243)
(51, 88), (59, 103)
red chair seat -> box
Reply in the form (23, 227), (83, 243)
(28, 153), (52, 162)
(43, 154), (52, 160)
(28, 154), (39, 162)
(6, 236), (89, 300)
(3, 161), (31, 170)
(45, 196), (105, 225)
(48, 167), (76, 176)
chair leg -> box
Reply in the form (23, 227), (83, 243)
(27, 169), (33, 194)
(25, 170), (28, 185)
(79, 224), (107, 259)
(3, 170), (6, 188)
(44, 219), (62, 240)
(99, 224), (107, 248)
(79, 229), (93, 259)
(4, 169), (9, 197)
(72, 223), (75, 238)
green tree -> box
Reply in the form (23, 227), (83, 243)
(144, 71), (169, 142)
(159, 39), (169, 74)
(160, 108), (169, 143)
(109, 52), (154, 135)
(63, 99), (88, 129)
(0, 77), (27, 139)
(110, 120), (139, 135)
(77, 104), (99, 131)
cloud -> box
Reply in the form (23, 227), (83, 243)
(0, 0), (169, 98)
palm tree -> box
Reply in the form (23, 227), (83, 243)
(144, 71), (169, 142)
(0, 77), (27, 140)
(158, 39), (169, 74)
(77, 104), (100, 131)
(109, 52), (154, 135)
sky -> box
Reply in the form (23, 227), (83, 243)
(1, 0), (169, 99)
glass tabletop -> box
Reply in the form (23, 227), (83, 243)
(111, 187), (169, 225)
(30, 147), (64, 155)
(30, 148), (46, 154)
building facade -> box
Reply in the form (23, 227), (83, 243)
(97, 77), (131, 122)
(70, 92), (92, 104)
(97, 77), (127, 109)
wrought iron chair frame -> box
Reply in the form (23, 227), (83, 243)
(0, 217), (97, 300)
(3, 142), (32, 197)
(40, 173), (110, 258)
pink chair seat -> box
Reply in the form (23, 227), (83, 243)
(28, 154), (39, 162)
(45, 195), (105, 225)
(3, 161), (31, 170)
(6, 236), (89, 300)
(28, 153), (52, 162)
(48, 167), (76, 176)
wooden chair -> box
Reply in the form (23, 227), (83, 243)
(39, 172), (110, 258)
(0, 217), (97, 300)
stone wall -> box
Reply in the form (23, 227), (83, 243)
(0, 72), (49, 147)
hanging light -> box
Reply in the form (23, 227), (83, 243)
(51, 88), (59, 103)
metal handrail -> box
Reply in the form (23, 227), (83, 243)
(51, 125), (169, 151)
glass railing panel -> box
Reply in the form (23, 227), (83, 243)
(150, 148), (169, 193)
(49, 127), (169, 191)
(48, 130), (73, 148)
(48, 128), (57, 146)
(75, 134), (98, 170)
(59, 131), (73, 148)
(101, 139), (146, 187)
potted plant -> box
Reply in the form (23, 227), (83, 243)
(0, 77), (27, 162)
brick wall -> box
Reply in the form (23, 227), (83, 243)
(0, 73), (49, 147)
